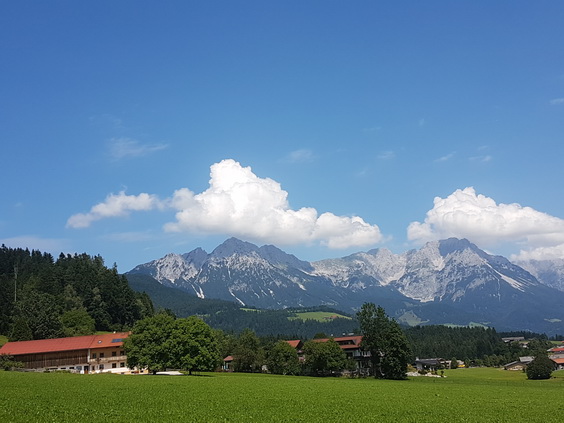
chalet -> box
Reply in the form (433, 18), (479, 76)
(313, 335), (370, 369)
(0, 332), (133, 373)
(285, 339), (304, 361)
(548, 346), (564, 370)
(503, 356), (534, 371)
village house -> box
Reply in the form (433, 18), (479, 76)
(503, 356), (534, 371)
(285, 339), (304, 361)
(222, 355), (234, 371)
(313, 335), (370, 370)
(0, 332), (137, 373)
(548, 345), (564, 370)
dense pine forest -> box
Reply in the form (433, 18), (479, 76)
(0, 245), (154, 340)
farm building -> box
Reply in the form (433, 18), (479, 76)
(414, 358), (450, 371)
(504, 356), (534, 371)
(0, 332), (134, 373)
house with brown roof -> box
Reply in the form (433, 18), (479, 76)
(0, 332), (134, 373)
(548, 346), (564, 370)
(222, 355), (234, 371)
(313, 335), (370, 369)
(503, 356), (534, 371)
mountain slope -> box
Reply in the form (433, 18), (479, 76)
(514, 258), (564, 292)
(127, 237), (564, 334)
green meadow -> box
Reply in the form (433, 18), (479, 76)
(289, 311), (352, 322)
(1, 369), (563, 422)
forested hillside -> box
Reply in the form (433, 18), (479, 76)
(0, 246), (154, 340)
(127, 273), (358, 338)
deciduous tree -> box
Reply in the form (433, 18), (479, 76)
(357, 303), (411, 380)
(233, 329), (264, 373)
(303, 338), (348, 376)
(266, 340), (300, 375)
(526, 354), (554, 380)
(125, 313), (221, 375)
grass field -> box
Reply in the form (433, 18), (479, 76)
(289, 311), (352, 322)
(1, 368), (563, 422)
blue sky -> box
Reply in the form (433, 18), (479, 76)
(2, 1), (564, 272)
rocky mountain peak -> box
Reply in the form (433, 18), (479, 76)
(210, 237), (259, 258)
(258, 244), (313, 271)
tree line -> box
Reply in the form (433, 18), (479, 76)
(125, 303), (412, 380)
(0, 245), (154, 340)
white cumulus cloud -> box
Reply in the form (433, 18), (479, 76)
(407, 187), (564, 254)
(68, 159), (383, 249)
(164, 159), (383, 248)
(511, 244), (564, 262)
(67, 192), (163, 228)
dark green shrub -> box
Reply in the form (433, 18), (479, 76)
(526, 355), (554, 380)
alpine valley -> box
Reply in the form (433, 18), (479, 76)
(126, 237), (564, 335)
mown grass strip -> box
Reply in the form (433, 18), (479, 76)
(1, 369), (563, 422)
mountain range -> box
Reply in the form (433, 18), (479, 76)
(126, 237), (564, 335)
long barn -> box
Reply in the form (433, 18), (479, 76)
(0, 332), (132, 373)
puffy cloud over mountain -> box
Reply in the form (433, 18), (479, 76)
(408, 187), (564, 258)
(164, 159), (383, 248)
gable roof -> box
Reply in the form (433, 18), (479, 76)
(285, 340), (302, 349)
(0, 332), (130, 356)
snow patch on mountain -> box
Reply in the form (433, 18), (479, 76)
(498, 273), (526, 292)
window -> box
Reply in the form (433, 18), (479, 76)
(100, 353), (105, 358)
(120, 350), (125, 356)
(92, 353), (97, 359)
(112, 351), (117, 357)
(112, 363), (117, 369)
(120, 362), (125, 368)
(99, 364), (104, 370)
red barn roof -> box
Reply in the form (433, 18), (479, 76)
(0, 332), (129, 356)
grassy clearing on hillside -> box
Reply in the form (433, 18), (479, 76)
(0, 335), (8, 347)
(289, 311), (352, 322)
(1, 369), (563, 422)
